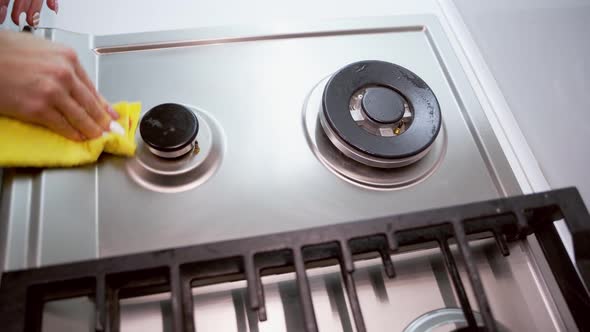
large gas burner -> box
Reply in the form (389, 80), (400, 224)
(321, 60), (441, 168)
(303, 61), (447, 189)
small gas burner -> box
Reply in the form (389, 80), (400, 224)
(129, 104), (225, 193)
(139, 103), (199, 159)
(320, 60), (442, 168)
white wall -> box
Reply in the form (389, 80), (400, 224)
(3, 0), (439, 34)
(454, 0), (590, 204)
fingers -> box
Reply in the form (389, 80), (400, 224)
(20, 101), (83, 141)
(11, 0), (31, 25)
(47, 47), (113, 140)
(0, 0), (8, 24)
(46, 0), (57, 13)
(59, 50), (111, 130)
(10, 0), (58, 27)
(0, 4), (7, 25)
(51, 48), (111, 134)
(54, 93), (103, 139)
(26, 0), (43, 26)
(37, 108), (84, 141)
(71, 74), (111, 131)
(102, 96), (119, 119)
(72, 59), (118, 119)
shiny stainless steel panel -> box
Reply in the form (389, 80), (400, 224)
(95, 18), (511, 258)
(1, 16), (521, 266)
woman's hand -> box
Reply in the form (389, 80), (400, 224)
(0, 30), (118, 141)
(0, 0), (58, 27)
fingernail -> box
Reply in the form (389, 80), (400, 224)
(18, 12), (26, 30)
(32, 12), (40, 27)
(0, 6), (7, 25)
(110, 121), (125, 135)
(107, 105), (119, 119)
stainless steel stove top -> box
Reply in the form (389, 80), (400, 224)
(0, 15), (576, 332)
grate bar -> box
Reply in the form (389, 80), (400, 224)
(24, 287), (43, 332)
(386, 233), (399, 252)
(180, 273), (196, 332)
(535, 224), (590, 330)
(95, 274), (106, 332)
(339, 243), (366, 332)
(293, 249), (318, 332)
(106, 287), (120, 332)
(558, 189), (590, 286)
(439, 238), (478, 328)
(514, 212), (530, 239)
(379, 249), (396, 278)
(340, 267), (366, 332)
(169, 265), (187, 332)
(453, 221), (497, 332)
(493, 231), (510, 256)
(244, 255), (266, 321)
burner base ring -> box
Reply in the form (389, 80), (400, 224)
(303, 76), (446, 190)
(127, 105), (224, 193)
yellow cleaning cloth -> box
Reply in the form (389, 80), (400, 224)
(0, 102), (141, 168)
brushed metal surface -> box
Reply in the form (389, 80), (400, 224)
(1, 15), (568, 332)
(93, 18), (509, 258)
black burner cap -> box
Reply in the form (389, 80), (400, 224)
(322, 60), (442, 159)
(362, 87), (405, 124)
(140, 103), (199, 152)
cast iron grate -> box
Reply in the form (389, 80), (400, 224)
(1, 187), (589, 332)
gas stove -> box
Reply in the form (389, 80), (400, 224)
(1, 15), (589, 332)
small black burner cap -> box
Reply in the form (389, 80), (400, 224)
(140, 103), (199, 153)
(322, 60), (441, 159)
(361, 87), (405, 124)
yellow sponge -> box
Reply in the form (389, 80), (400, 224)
(0, 102), (141, 167)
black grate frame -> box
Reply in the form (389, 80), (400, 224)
(0, 187), (589, 332)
